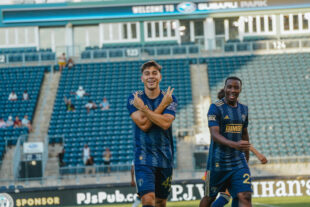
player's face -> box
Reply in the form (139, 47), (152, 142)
(141, 66), (162, 91)
(224, 79), (241, 104)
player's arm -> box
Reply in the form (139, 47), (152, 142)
(131, 87), (175, 131)
(242, 127), (250, 162)
(131, 165), (135, 186)
(140, 108), (175, 130)
(250, 145), (267, 164)
(130, 101), (168, 132)
(209, 126), (250, 151)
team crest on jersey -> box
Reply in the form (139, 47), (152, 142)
(167, 102), (177, 112)
(242, 114), (246, 121)
(224, 115), (229, 120)
(129, 99), (134, 105)
(211, 187), (218, 194)
(208, 115), (216, 121)
(215, 100), (224, 106)
(138, 179), (144, 187)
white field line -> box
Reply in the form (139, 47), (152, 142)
(253, 202), (279, 207)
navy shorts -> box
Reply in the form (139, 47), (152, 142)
(205, 167), (252, 198)
(134, 165), (173, 199)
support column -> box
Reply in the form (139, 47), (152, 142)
(204, 17), (215, 50)
(224, 19), (229, 41)
(65, 23), (74, 56)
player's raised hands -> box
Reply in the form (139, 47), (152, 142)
(133, 92), (147, 111)
(234, 140), (251, 151)
(161, 86), (174, 107)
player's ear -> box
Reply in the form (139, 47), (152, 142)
(159, 73), (162, 82)
(141, 75), (143, 82)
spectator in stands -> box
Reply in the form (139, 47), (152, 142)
(66, 58), (74, 69)
(83, 144), (91, 165)
(8, 91), (18, 101)
(22, 115), (32, 132)
(58, 52), (66, 72)
(13, 116), (22, 128)
(58, 148), (66, 167)
(85, 100), (97, 114)
(64, 96), (75, 112)
(103, 148), (112, 173)
(100, 97), (110, 111)
(6, 116), (14, 128)
(22, 90), (29, 101)
(85, 156), (95, 175)
(71, 86), (88, 99)
(0, 118), (6, 128)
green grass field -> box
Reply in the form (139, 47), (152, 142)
(71, 196), (310, 207)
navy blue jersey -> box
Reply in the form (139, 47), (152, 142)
(207, 99), (249, 171)
(127, 90), (178, 168)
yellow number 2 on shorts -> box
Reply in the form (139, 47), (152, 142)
(243, 173), (251, 184)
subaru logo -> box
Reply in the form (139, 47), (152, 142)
(177, 2), (196, 13)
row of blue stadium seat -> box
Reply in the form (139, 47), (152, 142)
(49, 59), (193, 168)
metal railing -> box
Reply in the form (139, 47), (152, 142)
(80, 44), (200, 61)
(42, 135), (49, 176)
(13, 134), (27, 179)
(0, 52), (56, 65)
(223, 38), (310, 54)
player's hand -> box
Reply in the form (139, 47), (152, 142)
(234, 140), (251, 151)
(257, 154), (268, 164)
(161, 86), (174, 107)
(131, 180), (136, 186)
(133, 92), (147, 111)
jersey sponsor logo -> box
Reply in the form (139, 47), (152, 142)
(225, 124), (243, 133)
(208, 115), (216, 121)
(224, 115), (230, 120)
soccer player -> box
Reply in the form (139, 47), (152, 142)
(210, 144), (268, 207)
(127, 60), (178, 207)
(200, 76), (252, 207)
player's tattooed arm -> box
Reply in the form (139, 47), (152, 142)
(242, 128), (250, 162)
(131, 87), (174, 132)
(210, 126), (251, 151)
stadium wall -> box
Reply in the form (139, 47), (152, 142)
(1, 176), (310, 206)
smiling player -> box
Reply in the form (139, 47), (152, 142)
(200, 76), (252, 207)
(127, 60), (178, 207)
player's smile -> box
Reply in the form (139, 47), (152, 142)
(142, 66), (162, 90)
(224, 79), (241, 106)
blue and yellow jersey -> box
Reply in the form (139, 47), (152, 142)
(207, 99), (249, 171)
(127, 90), (178, 168)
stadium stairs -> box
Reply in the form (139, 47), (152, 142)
(27, 71), (62, 177)
(176, 64), (211, 171)
(0, 70), (62, 180)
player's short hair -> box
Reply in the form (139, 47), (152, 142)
(141, 60), (162, 73)
(225, 76), (242, 86)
